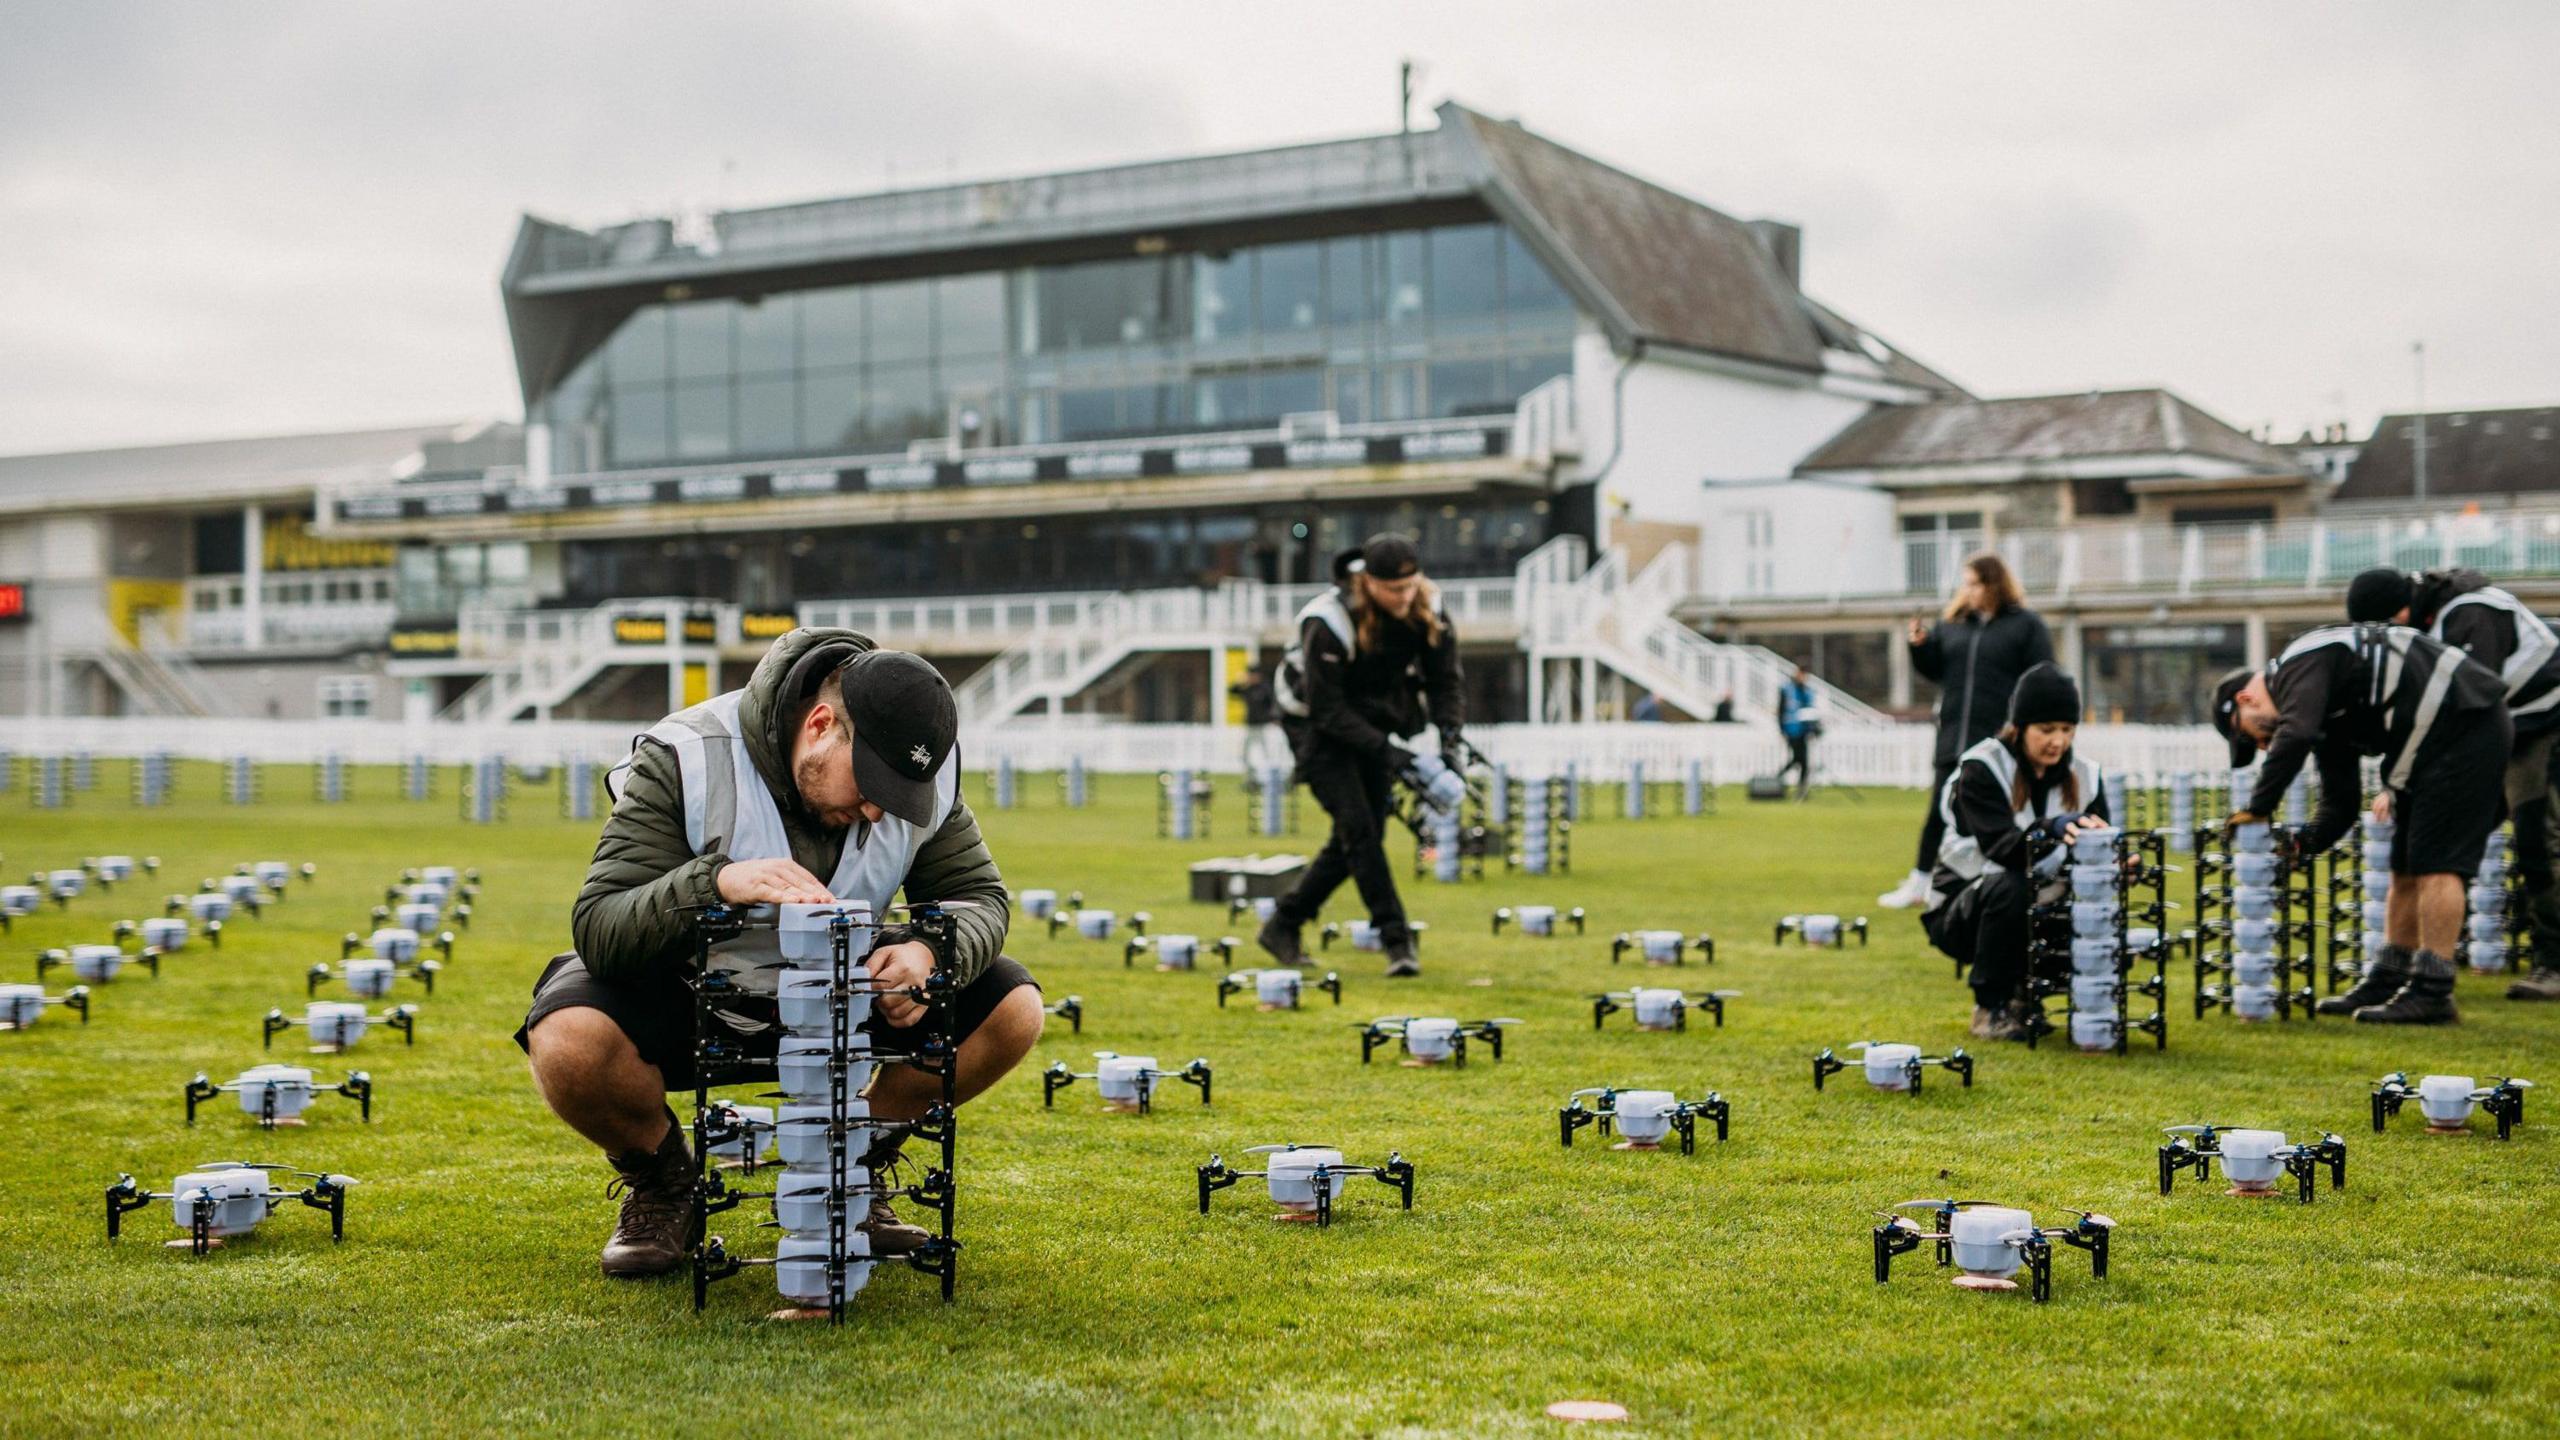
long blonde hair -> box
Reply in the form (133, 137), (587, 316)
(1945, 551), (2026, 622)
(1351, 572), (1445, 651)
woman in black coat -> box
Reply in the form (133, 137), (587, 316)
(1879, 551), (2054, 910)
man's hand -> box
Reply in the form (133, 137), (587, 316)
(867, 940), (937, 1028)
(2370, 791), (2394, 822)
(2226, 811), (2264, 828)
(2062, 814), (2110, 841)
(714, 858), (835, 906)
(1906, 618), (1929, 646)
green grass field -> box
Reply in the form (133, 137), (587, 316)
(1, 759), (2553, 1438)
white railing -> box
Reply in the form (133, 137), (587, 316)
(441, 599), (665, 723)
(0, 713), (2233, 789)
(1889, 508), (2560, 604)
(180, 569), (398, 652)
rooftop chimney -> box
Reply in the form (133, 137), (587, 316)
(1747, 218), (1801, 288)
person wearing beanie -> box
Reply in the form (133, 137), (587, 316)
(2214, 622), (2510, 1024)
(1262, 533), (1465, 978)
(1919, 663), (2111, 1040)
(2344, 567), (2560, 1002)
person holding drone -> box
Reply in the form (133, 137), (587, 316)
(2213, 621), (2509, 1024)
(514, 629), (1043, 1277)
(2345, 566), (2560, 1001)
(1261, 533), (1466, 978)
(1920, 663), (2111, 1040)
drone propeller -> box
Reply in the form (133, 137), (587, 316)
(1242, 1142), (1329, 1155)
(1890, 1198), (1955, 1211)
(2162, 1123), (2228, 1137)
(1480, 1017), (1525, 1026)
(2061, 1207), (2116, 1228)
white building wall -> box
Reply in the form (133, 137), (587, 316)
(1689, 478), (1900, 602)
(1576, 337), (1880, 539)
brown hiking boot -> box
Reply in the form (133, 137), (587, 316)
(601, 1115), (699, 1278)
(859, 1198), (931, 1256)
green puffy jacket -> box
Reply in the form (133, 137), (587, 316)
(569, 626), (1012, 984)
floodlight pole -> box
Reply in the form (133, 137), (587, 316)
(2412, 340), (2428, 503)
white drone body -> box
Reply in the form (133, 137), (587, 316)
(1777, 914), (1868, 947)
(1324, 919), (1427, 953)
(49, 869), (87, 900)
(265, 1001), (418, 1053)
(1217, 967), (1344, 1010)
(0, 982), (89, 1030)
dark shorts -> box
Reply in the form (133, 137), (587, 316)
(2392, 707), (2512, 877)
(514, 953), (1040, 1092)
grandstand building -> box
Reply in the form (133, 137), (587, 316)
(8, 104), (2556, 731)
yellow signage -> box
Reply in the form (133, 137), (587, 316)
(741, 612), (797, 640)
(389, 627), (461, 658)
(266, 513), (396, 572)
(614, 616), (669, 645)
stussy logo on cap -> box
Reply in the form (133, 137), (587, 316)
(909, 744), (932, 768)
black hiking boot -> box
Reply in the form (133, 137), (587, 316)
(2318, 946), (2409, 1016)
(2355, 950), (2460, 1026)
(1256, 915), (1309, 967)
(1384, 938), (1421, 978)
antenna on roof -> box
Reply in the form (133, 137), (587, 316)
(1400, 60), (1414, 135)
(2411, 340), (2429, 502)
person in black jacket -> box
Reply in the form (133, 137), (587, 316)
(1229, 663), (1280, 779)
(1262, 534), (1464, 977)
(1882, 552), (2055, 910)
(1921, 664), (2110, 1040)
(2214, 623), (2510, 1024)
(2348, 567), (2560, 1000)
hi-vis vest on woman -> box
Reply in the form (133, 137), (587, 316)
(1271, 590), (1355, 720)
(606, 688), (957, 999)
(1932, 735), (2105, 893)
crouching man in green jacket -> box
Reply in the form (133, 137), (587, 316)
(515, 627), (1041, 1277)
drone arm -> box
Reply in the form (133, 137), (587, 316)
(184, 1073), (216, 1124)
(1179, 1060), (1213, 1106)
(340, 1072), (373, 1122)
(1812, 1050), (1843, 1091)
(105, 1176), (152, 1238)
(1380, 1153), (1415, 1210)
(1945, 1051), (1974, 1088)
(1699, 1092), (1731, 1143)
(1559, 1101), (1597, 1148)
(1318, 972), (1342, 1005)
(262, 1008), (288, 1050)
(1040, 1062), (1076, 1108)
(297, 1175), (352, 1239)
(1591, 995), (1617, 1030)
(1197, 1157), (1242, 1214)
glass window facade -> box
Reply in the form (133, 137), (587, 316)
(536, 219), (1581, 473)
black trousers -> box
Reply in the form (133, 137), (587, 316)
(1922, 868), (2033, 1010)
(1779, 733), (1812, 793)
(1274, 727), (1410, 946)
(1914, 758), (1959, 870)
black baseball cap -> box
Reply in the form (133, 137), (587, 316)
(1359, 533), (1421, 580)
(839, 649), (957, 827)
(2345, 568), (2414, 623)
(2211, 667), (2260, 770)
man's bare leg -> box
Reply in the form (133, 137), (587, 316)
(526, 1005), (673, 1154)
(867, 985), (1046, 1120)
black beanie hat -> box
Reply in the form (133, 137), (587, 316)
(2211, 667), (2260, 769)
(2346, 568), (2414, 623)
(2006, 663), (2082, 729)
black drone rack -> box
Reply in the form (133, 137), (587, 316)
(2189, 824), (2319, 1022)
(682, 902), (962, 1322)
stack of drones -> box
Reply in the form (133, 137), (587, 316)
(2191, 820), (2317, 1022)
(2024, 825), (2170, 1054)
(687, 901), (960, 1320)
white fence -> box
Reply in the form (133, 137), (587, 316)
(0, 715), (2233, 790)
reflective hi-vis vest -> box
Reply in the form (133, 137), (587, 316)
(1271, 590), (1355, 720)
(2433, 586), (2560, 721)
(607, 688), (957, 999)
(1931, 735), (2105, 899)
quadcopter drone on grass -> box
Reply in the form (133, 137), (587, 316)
(1814, 1041), (1973, 1093)
(264, 1002), (417, 1052)
(37, 943), (156, 983)
(1591, 986), (1738, 1032)
(307, 956), (438, 999)
(1049, 906), (1143, 942)
(1492, 905), (1586, 937)
(1043, 1052), (1212, 1113)
(1217, 967), (1343, 1010)
(1044, 994), (1084, 1033)
(1559, 1086), (1728, 1153)
(346, 924), (459, 965)
(1872, 1199), (2112, 1302)
(1610, 929), (1715, 965)
(1322, 919), (1427, 953)
(186, 1066), (374, 1129)
(1354, 1014), (1517, 1066)
(2371, 1072), (2531, 1140)
(1196, 1143), (1415, 1226)
(1125, 934), (1236, 971)
(1777, 914), (1869, 947)
(0, 982), (89, 1030)
(106, 1162), (355, 1255)
(117, 917), (195, 954)
(2158, 1123), (2345, 1202)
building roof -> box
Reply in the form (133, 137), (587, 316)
(502, 102), (1960, 407)
(0, 422), (496, 516)
(2332, 407), (2560, 501)
(1796, 388), (2287, 474)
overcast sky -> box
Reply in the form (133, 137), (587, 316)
(3, 1), (2553, 456)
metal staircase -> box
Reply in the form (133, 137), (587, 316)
(1520, 537), (1886, 727)
(439, 598), (685, 723)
